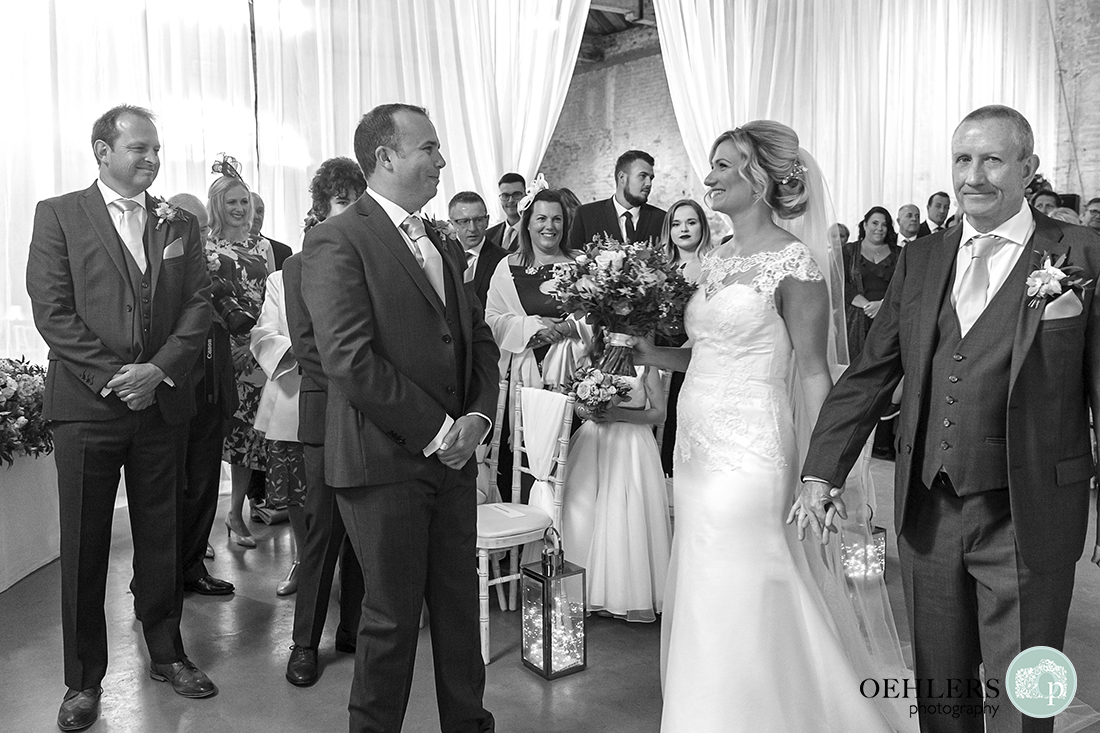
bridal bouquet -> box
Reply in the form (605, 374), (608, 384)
(0, 357), (53, 468)
(550, 234), (696, 376)
(565, 365), (634, 418)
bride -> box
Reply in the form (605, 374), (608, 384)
(634, 121), (916, 732)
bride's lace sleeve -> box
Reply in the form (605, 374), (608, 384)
(753, 241), (823, 306)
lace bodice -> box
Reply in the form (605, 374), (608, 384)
(675, 242), (823, 471)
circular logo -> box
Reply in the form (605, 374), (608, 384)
(1005, 646), (1076, 718)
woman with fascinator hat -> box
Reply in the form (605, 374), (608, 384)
(633, 122), (915, 731)
(204, 155), (275, 549)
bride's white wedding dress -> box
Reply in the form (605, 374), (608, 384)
(660, 242), (915, 732)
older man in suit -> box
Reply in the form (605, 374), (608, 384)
(800, 105), (1100, 733)
(449, 191), (507, 307)
(302, 103), (498, 733)
(569, 150), (665, 250)
(27, 105), (215, 732)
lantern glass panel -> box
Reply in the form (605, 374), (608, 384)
(521, 561), (587, 679)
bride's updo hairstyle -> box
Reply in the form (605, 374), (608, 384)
(711, 121), (809, 220)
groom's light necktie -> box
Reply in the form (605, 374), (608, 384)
(400, 215), (446, 303)
(112, 198), (147, 272)
(955, 235), (1004, 336)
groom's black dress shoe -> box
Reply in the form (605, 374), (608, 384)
(286, 646), (319, 686)
(184, 574), (235, 595)
(150, 658), (217, 698)
(334, 633), (357, 654)
(57, 686), (101, 731)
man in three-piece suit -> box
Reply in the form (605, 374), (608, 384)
(281, 250), (364, 687)
(568, 149), (665, 251)
(26, 105), (216, 732)
(917, 190), (952, 238)
(485, 172), (525, 252)
(801, 106), (1100, 733)
(302, 103), (498, 733)
(448, 191), (508, 307)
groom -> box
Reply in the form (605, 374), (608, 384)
(301, 103), (497, 733)
(801, 105), (1100, 733)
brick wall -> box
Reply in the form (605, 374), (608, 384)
(1053, 0), (1100, 204)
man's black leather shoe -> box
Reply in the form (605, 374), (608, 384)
(286, 645), (319, 686)
(334, 633), (356, 654)
(184, 575), (235, 595)
(57, 686), (101, 731)
(150, 658), (217, 698)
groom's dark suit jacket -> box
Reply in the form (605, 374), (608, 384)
(803, 210), (1100, 573)
(568, 197), (666, 250)
(300, 192), (499, 488)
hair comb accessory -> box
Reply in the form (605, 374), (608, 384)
(517, 172), (550, 214)
(211, 153), (244, 181)
(779, 161), (808, 186)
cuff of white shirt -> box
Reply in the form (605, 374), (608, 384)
(802, 475), (828, 485)
(422, 412), (493, 456)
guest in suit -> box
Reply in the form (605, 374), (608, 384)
(208, 174), (273, 549)
(485, 172), (525, 252)
(283, 156), (367, 686)
(448, 191), (507, 307)
(896, 203), (921, 247)
(917, 190), (951, 237)
(569, 149), (666, 250)
(251, 191), (292, 270)
(167, 193), (237, 597)
(301, 103), (498, 733)
(800, 105), (1100, 733)
(27, 104), (216, 732)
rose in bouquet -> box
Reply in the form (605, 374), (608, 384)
(0, 357), (53, 467)
(550, 233), (696, 376)
(566, 365), (634, 419)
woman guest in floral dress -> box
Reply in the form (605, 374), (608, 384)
(206, 173), (274, 547)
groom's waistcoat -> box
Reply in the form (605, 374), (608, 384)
(919, 245), (1032, 494)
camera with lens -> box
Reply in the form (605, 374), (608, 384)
(209, 276), (256, 336)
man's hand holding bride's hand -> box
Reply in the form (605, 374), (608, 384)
(436, 415), (489, 469)
(786, 479), (847, 545)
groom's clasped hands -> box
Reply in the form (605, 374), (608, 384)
(788, 479), (847, 545)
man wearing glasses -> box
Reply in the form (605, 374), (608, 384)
(486, 172), (526, 253)
(450, 191), (508, 307)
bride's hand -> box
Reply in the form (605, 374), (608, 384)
(787, 480), (847, 544)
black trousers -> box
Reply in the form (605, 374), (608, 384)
(180, 393), (224, 582)
(899, 477), (1076, 733)
(335, 467), (494, 733)
(291, 442), (363, 648)
(53, 410), (188, 690)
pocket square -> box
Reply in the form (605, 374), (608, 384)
(163, 238), (184, 259)
(1041, 291), (1083, 320)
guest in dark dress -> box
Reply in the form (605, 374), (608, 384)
(843, 205), (901, 458)
(655, 199), (711, 475)
(485, 187), (590, 500)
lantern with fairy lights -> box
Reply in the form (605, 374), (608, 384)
(841, 506), (887, 578)
(521, 528), (587, 679)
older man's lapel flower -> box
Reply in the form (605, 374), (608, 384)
(1025, 250), (1093, 309)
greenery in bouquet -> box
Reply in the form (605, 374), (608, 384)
(565, 365), (634, 418)
(0, 357), (53, 467)
(549, 233), (696, 375)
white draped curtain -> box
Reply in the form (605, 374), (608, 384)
(653, 0), (1058, 229)
(252, 0), (591, 242)
(0, 0), (256, 363)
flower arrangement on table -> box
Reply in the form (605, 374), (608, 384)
(564, 365), (634, 419)
(549, 233), (696, 377)
(0, 357), (53, 467)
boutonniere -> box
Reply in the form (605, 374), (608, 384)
(152, 197), (182, 231)
(427, 217), (459, 245)
(1025, 251), (1093, 308)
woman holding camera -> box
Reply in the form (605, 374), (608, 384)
(206, 173), (274, 547)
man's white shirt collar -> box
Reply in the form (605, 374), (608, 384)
(367, 185), (418, 228)
(613, 197), (640, 222)
(959, 201), (1034, 249)
(97, 178), (147, 210)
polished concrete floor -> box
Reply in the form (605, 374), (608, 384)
(2, 461), (1100, 732)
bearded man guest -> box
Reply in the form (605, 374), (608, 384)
(27, 104), (215, 732)
(301, 103), (498, 733)
(799, 105), (1100, 733)
(569, 150), (665, 249)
